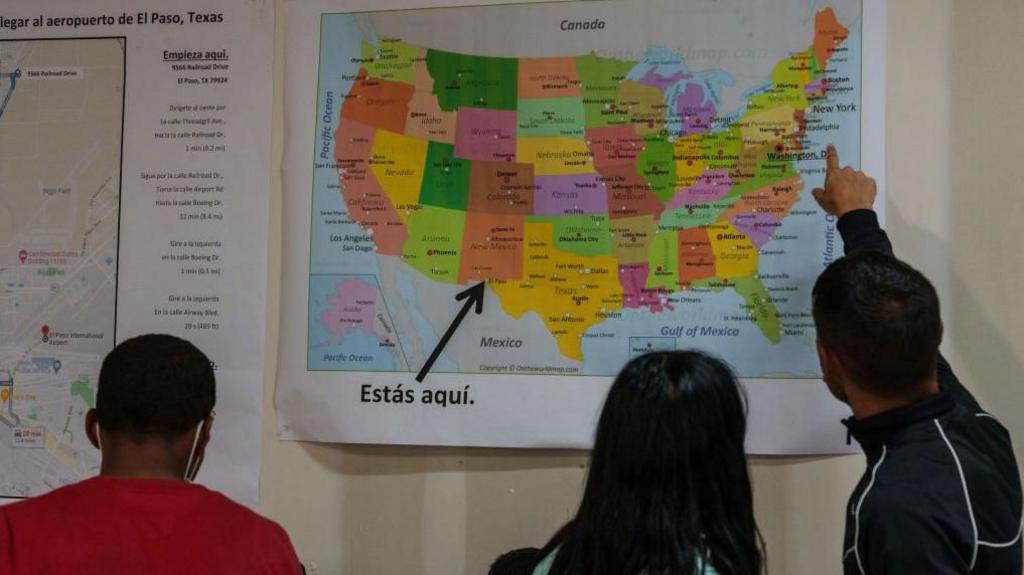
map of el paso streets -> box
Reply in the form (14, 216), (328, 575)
(0, 38), (123, 498)
(307, 0), (865, 382)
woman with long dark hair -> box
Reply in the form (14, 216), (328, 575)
(532, 351), (764, 575)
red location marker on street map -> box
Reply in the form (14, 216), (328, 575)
(41, 325), (50, 338)
(0, 389), (10, 403)
(18, 250), (27, 264)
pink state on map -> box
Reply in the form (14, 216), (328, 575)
(676, 83), (716, 136)
(731, 212), (782, 248)
(534, 174), (609, 216)
(666, 169), (733, 209)
(637, 68), (689, 93)
(619, 263), (672, 313)
(454, 107), (517, 162)
(320, 279), (377, 341)
(805, 77), (827, 98)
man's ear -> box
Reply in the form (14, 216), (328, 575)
(185, 415), (215, 481)
(817, 342), (848, 403)
(85, 409), (100, 450)
(817, 341), (833, 379)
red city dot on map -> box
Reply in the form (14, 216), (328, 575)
(776, 144), (784, 153)
(575, 300), (582, 306)
(648, 121), (654, 128)
(504, 176), (510, 184)
(687, 208), (694, 214)
(657, 266), (663, 272)
(427, 250), (434, 256)
(41, 325), (50, 336)
(717, 234), (723, 240)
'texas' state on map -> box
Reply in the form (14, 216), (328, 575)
(332, 10), (850, 361)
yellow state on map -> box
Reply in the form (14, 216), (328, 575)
(673, 134), (705, 189)
(707, 221), (759, 279)
(370, 129), (429, 221)
(617, 80), (667, 136)
(516, 137), (595, 176)
(489, 221), (623, 360)
(738, 106), (797, 148)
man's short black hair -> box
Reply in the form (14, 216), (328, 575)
(812, 250), (942, 396)
(96, 334), (215, 437)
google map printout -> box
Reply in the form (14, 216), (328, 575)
(1, 0), (271, 504)
(279, 0), (886, 453)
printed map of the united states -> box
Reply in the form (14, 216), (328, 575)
(333, 9), (849, 362)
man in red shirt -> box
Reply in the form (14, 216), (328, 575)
(0, 334), (302, 575)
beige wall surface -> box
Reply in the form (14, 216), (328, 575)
(256, 1), (1024, 573)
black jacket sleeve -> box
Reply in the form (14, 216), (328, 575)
(837, 209), (893, 255)
(835, 210), (982, 413)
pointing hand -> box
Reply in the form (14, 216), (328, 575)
(811, 145), (877, 217)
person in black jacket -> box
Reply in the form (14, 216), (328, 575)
(811, 145), (1023, 573)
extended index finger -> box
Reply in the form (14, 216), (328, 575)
(826, 144), (840, 172)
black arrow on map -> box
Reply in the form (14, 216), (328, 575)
(415, 282), (485, 383)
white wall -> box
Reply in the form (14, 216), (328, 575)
(256, 1), (1024, 573)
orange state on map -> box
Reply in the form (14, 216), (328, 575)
(341, 68), (415, 134)
(723, 175), (802, 248)
(458, 212), (524, 283)
(676, 227), (716, 288)
(814, 8), (850, 68)
(518, 57), (582, 99)
(404, 59), (457, 143)
(334, 120), (408, 255)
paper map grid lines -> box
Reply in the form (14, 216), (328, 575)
(0, 37), (124, 499)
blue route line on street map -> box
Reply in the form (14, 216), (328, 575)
(0, 69), (21, 120)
